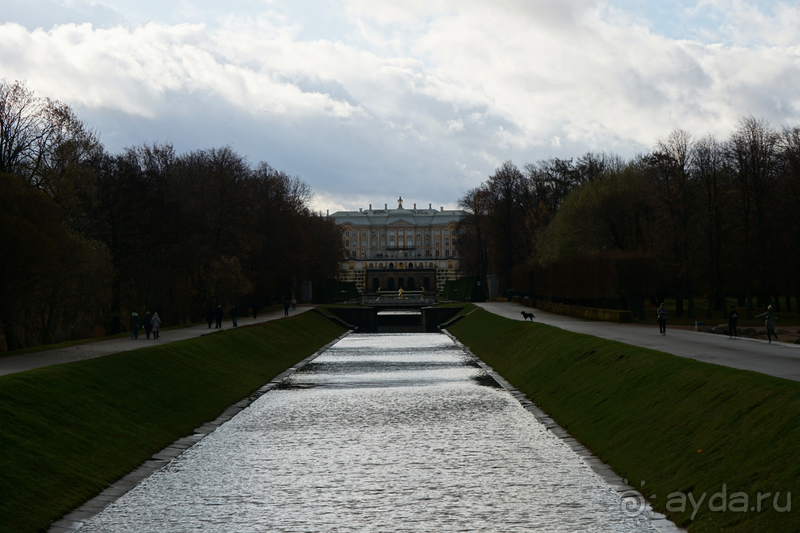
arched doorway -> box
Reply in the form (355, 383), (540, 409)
(407, 278), (415, 290)
(423, 277), (430, 291)
(387, 278), (395, 290)
(388, 262), (394, 269)
(398, 278), (405, 289)
(372, 278), (380, 292)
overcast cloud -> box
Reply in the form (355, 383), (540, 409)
(1, 0), (799, 212)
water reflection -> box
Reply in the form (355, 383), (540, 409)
(78, 333), (654, 532)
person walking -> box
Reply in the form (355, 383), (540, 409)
(291, 298), (296, 310)
(756, 305), (778, 343)
(130, 312), (139, 340)
(143, 311), (152, 339)
(205, 307), (214, 329)
(727, 306), (739, 339)
(657, 303), (668, 335)
(215, 305), (224, 328)
(284, 300), (290, 316)
(151, 312), (162, 340)
(231, 305), (238, 327)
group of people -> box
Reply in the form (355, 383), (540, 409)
(206, 305), (239, 329)
(129, 311), (162, 340)
(656, 302), (778, 343)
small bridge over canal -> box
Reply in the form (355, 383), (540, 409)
(322, 291), (463, 333)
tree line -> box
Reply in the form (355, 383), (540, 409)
(457, 117), (800, 319)
(0, 80), (343, 351)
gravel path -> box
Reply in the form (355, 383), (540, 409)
(0, 306), (315, 377)
(476, 301), (800, 382)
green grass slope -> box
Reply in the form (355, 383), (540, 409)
(0, 312), (344, 533)
(448, 308), (800, 533)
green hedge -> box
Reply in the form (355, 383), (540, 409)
(536, 300), (632, 322)
(441, 276), (486, 301)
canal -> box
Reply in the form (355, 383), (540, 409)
(77, 333), (657, 532)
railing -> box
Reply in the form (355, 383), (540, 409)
(361, 291), (436, 306)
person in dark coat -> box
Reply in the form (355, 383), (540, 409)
(727, 306), (739, 339)
(231, 305), (238, 327)
(657, 303), (667, 335)
(206, 307), (214, 328)
(284, 300), (290, 316)
(130, 312), (139, 340)
(143, 311), (152, 339)
(756, 305), (777, 343)
(215, 305), (224, 328)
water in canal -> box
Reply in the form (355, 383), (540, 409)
(78, 333), (655, 532)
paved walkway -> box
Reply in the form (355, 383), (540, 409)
(0, 306), (315, 377)
(476, 301), (800, 383)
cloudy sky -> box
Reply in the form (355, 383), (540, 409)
(2, 1), (799, 212)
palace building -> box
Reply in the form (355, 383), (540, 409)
(329, 197), (465, 294)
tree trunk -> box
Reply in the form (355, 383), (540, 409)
(1, 306), (22, 351)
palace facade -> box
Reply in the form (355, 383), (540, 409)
(329, 198), (465, 294)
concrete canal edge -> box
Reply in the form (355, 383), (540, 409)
(48, 331), (353, 533)
(442, 329), (687, 533)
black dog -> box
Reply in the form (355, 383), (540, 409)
(521, 311), (535, 321)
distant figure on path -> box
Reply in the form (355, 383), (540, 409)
(206, 307), (214, 328)
(756, 305), (777, 343)
(130, 312), (139, 340)
(291, 298), (296, 310)
(231, 305), (238, 327)
(284, 301), (290, 316)
(657, 303), (667, 335)
(728, 306), (739, 339)
(143, 311), (152, 339)
(215, 305), (223, 328)
(151, 312), (162, 339)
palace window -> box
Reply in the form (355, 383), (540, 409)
(445, 250), (450, 256)
(416, 238), (421, 246)
(435, 239), (440, 246)
(425, 238), (430, 246)
(435, 229), (440, 235)
(345, 230), (350, 237)
(345, 239), (350, 247)
(445, 238), (450, 245)
(389, 229), (395, 236)
(381, 238), (386, 246)
(435, 250), (440, 257)
(372, 238), (377, 246)
(381, 230), (386, 236)
(390, 238), (395, 247)
(452, 237), (457, 245)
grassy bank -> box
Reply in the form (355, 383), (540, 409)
(448, 308), (800, 533)
(0, 312), (345, 533)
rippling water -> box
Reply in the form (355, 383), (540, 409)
(78, 333), (654, 532)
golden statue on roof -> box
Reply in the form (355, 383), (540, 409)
(398, 196), (403, 208)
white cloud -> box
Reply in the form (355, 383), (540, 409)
(1, 1), (799, 211)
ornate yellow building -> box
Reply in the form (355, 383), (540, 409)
(329, 197), (464, 294)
